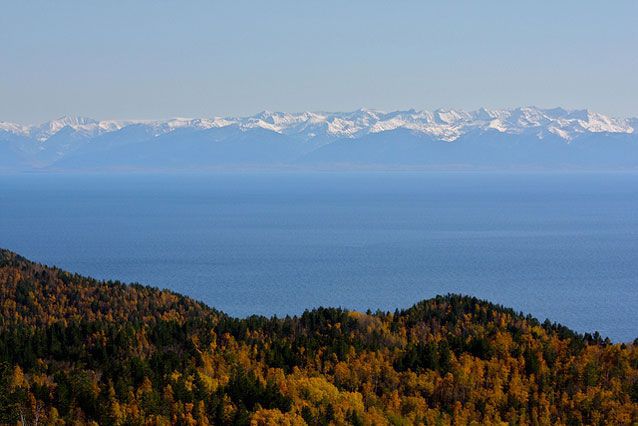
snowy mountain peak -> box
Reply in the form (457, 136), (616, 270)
(29, 116), (101, 141)
(0, 121), (29, 136)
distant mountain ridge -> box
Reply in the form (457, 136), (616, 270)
(1, 107), (637, 171)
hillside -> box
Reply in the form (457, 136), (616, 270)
(2, 107), (638, 171)
(0, 249), (637, 425)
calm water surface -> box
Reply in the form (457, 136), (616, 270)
(1, 172), (637, 341)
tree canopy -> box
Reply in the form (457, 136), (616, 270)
(1, 249), (637, 425)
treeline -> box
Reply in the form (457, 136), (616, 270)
(0, 249), (637, 425)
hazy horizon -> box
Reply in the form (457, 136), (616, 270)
(3, 105), (638, 126)
(2, 0), (637, 123)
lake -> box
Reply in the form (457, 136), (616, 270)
(1, 172), (637, 341)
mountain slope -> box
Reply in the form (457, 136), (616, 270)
(2, 107), (637, 171)
(1, 249), (637, 424)
(0, 133), (29, 171)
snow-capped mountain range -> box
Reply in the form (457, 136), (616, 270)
(1, 107), (637, 170)
(2, 107), (635, 142)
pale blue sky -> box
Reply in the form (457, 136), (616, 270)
(2, 0), (637, 123)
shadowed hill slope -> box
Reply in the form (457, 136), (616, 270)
(0, 249), (637, 424)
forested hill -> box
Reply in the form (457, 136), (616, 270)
(1, 249), (637, 425)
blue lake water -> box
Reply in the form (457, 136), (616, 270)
(1, 172), (637, 342)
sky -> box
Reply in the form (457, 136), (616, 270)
(1, 0), (637, 123)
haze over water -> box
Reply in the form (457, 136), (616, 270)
(1, 172), (637, 342)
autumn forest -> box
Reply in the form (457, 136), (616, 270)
(1, 249), (637, 425)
